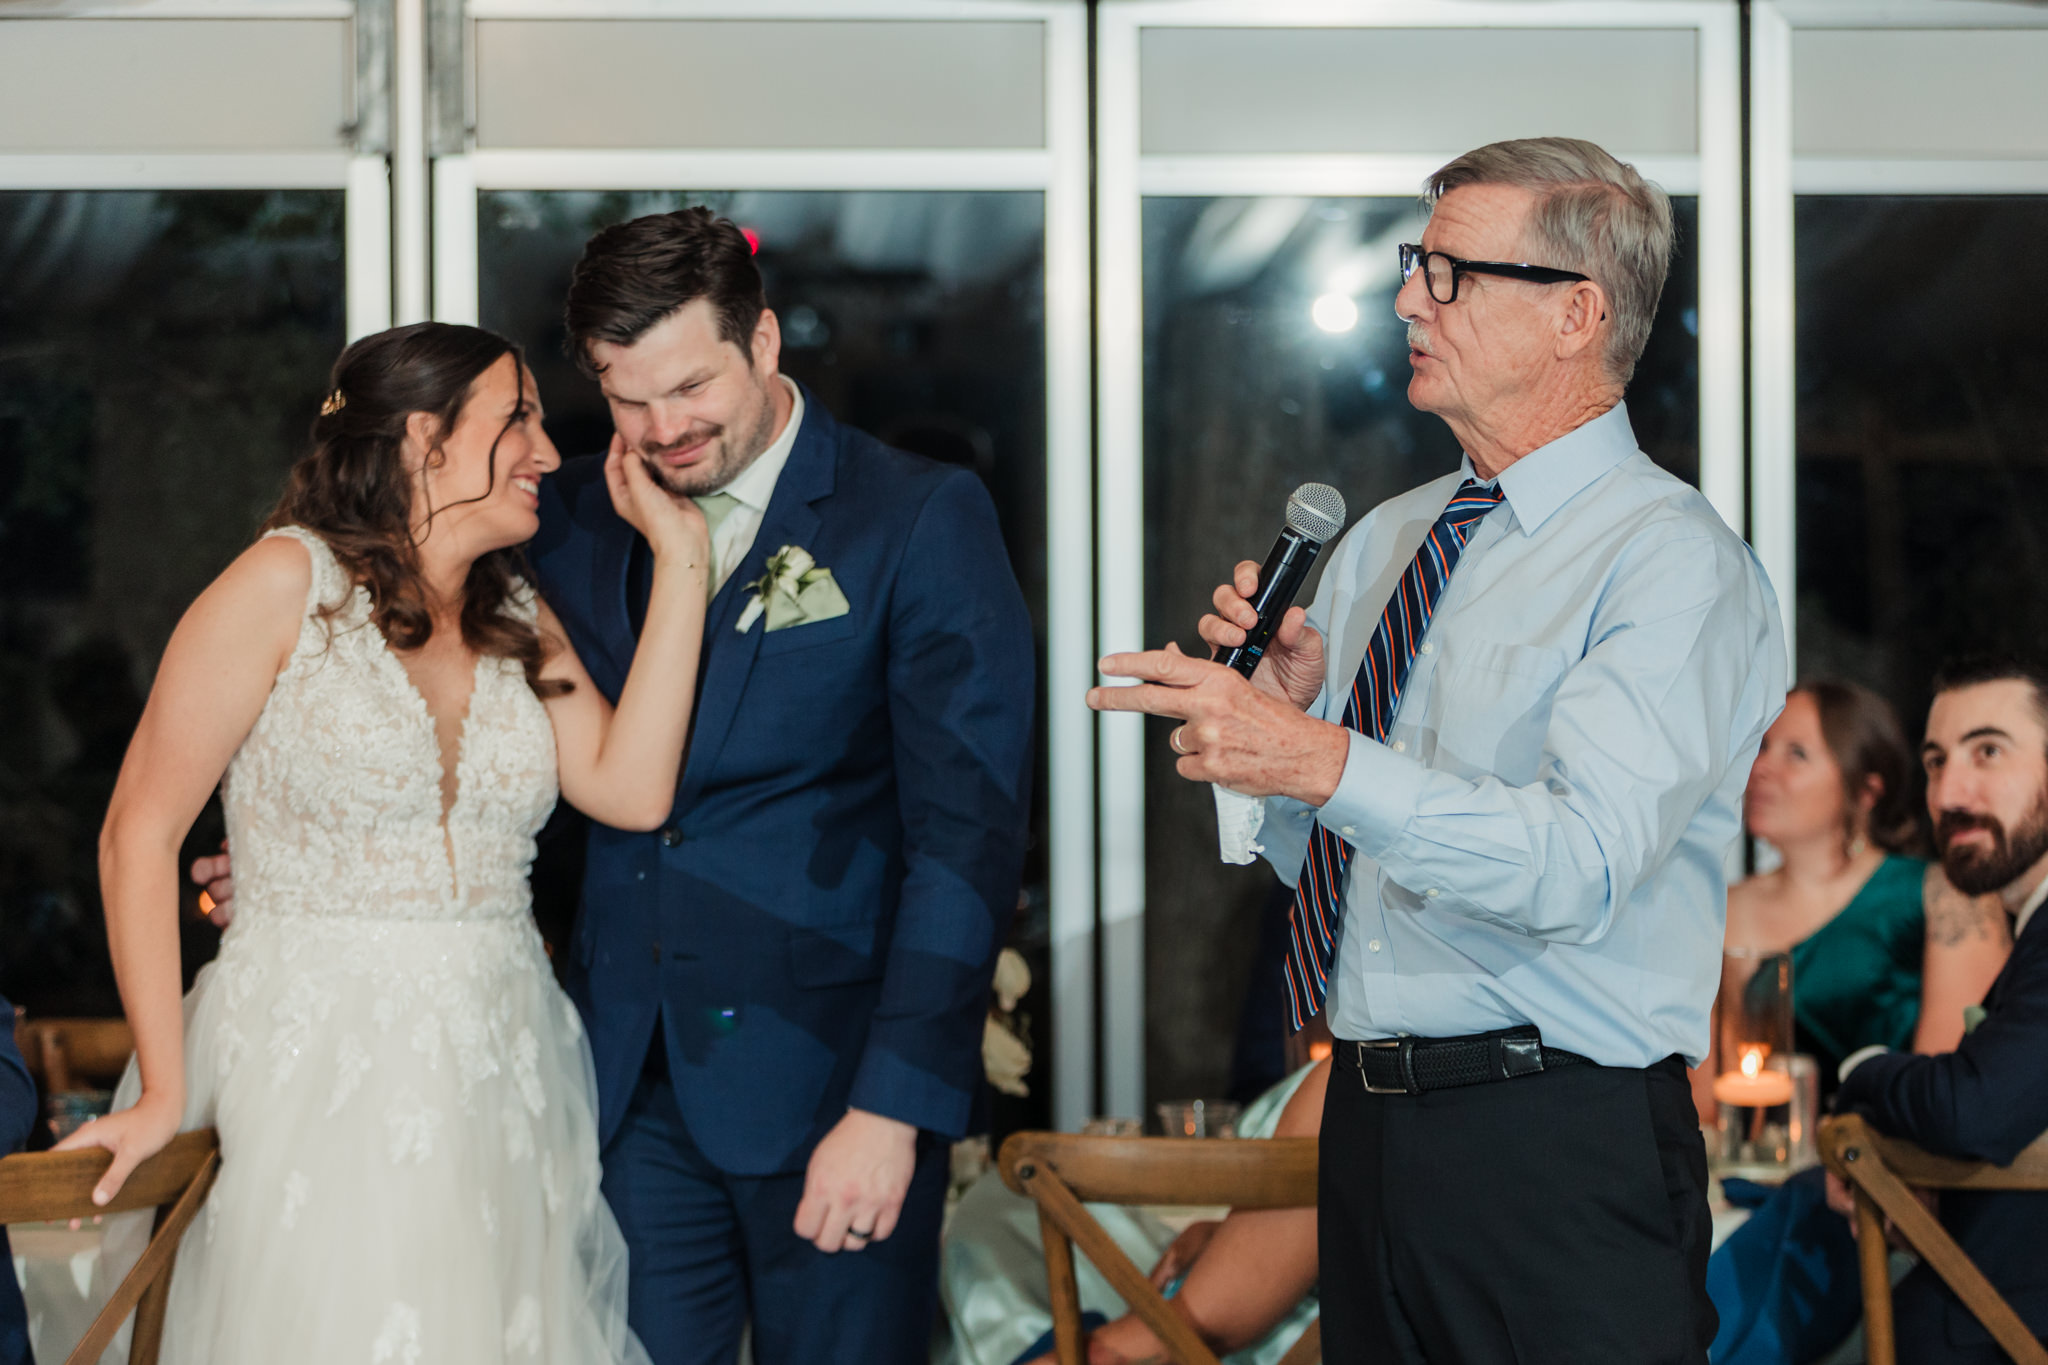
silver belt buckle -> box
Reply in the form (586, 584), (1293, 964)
(1358, 1038), (1414, 1095)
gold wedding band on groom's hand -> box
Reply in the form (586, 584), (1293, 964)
(1169, 726), (1192, 756)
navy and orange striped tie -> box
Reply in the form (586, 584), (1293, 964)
(1283, 479), (1505, 1029)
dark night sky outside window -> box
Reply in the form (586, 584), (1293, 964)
(0, 190), (345, 1016)
(1795, 196), (2048, 736)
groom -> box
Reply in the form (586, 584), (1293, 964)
(531, 209), (1035, 1361)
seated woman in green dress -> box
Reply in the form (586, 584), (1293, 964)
(1697, 679), (2007, 1116)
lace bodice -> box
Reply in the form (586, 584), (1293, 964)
(221, 527), (558, 923)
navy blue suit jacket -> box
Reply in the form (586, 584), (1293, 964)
(527, 390), (1034, 1176)
(2, 993), (36, 1365)
(1837, 906), (2048, 1353)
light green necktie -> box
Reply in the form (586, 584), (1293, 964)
(692, 491), (742, 594)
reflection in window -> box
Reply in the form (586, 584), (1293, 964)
(0, 190), (345, 1016)
(1140, 194), (1700, 1102)
(1797, 197), (2048, 726)
(478, 189), (1053, 1124)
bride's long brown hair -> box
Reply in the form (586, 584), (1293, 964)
(263, 321), (566, 695)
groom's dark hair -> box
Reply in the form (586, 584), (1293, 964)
(563, 207), (766, 377)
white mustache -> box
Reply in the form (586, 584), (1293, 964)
(1406, 322), (1436, 357)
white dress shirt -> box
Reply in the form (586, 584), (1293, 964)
(709, 376), (804, 594)
(1220, 403), (1788, 1067)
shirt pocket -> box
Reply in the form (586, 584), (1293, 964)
(1426, 639), (1572, 786)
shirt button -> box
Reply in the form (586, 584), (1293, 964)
(1392, 740), (1406, 753)
(1420, 642), (1433, 655)
(1368, 939), (1382, 953)
(659, 828), (683, 848)
(1340, 825), (1357, 837)
(1425, 888), (1441, 898)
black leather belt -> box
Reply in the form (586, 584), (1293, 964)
(1340, 1026), (1595, 1095)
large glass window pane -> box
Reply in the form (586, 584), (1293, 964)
(0, 189), (346, 1018)
(1140, 194), (1700, 1102)
(479, 189), (1052, 1125)
(1796, 196), (2048, 731)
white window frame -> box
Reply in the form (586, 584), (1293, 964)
(0, 151), (389, 342)
(1750, 0), (2048, 668)
(0, 0), (389, 339)
(433, 0), (1100, 1130)
(1096, 0), (1743, 1116)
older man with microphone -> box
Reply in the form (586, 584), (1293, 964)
(1089, 137), (1787, 1364)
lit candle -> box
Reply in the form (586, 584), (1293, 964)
(1713, 1045), (1795, 1107)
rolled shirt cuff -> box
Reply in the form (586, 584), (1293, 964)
(1213, 785), (1266, 864)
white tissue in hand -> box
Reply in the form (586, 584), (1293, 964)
(1213, 786), (1267, 865)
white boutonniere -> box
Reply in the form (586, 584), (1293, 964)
(736, 544), (851, 634)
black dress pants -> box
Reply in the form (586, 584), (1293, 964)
(1319, 1051), (1716, 1365)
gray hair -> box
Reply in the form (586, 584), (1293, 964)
(1424, 137), (1674, 385)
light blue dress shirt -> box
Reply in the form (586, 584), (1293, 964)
(1241, 403), (1787, 1067)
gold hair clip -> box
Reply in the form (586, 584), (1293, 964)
(320, 389), (347, 416)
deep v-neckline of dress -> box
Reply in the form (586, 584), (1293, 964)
(361, 603), (487, 898)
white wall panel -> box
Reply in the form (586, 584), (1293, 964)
(0, 19), (351, 152)
(1140, 27), (1698, 157)
(475, 19), (1045, 149)
(1794, 29), (2048, 158)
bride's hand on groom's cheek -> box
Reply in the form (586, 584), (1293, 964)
(793, 1108), (919, 1254)
(603, 435), (710, 567)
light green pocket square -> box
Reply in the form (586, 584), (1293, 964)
(737, 547), (850, 634)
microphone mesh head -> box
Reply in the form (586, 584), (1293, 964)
(1285, 483), (1347, 544)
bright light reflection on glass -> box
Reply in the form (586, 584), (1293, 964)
(1311, 292), (1359, 333)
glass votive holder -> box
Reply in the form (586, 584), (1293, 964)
(1156, 1099), (1240, 1139)
(1079, 1116), (1142, 1137)
(1785, 1053), (1821, 1169)
(1714, 949), (1796, 1169)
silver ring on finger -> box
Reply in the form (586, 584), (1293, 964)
(1169, 725), (1193, 757)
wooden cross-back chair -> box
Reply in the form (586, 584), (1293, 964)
(12, 1016), (136, 1096)
(0, 1129), (221, 1365)
(998, 1133), (1320, 1365)
(1818, 1113), (2048, 1365)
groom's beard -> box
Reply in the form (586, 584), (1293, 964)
(636, 383), (779, 499)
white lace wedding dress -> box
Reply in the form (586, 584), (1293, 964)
(96, 527), (649, 1365)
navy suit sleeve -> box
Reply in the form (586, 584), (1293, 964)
(849, 471), (1035, 1137)
(1837, 929), (2048, 1165)
(0, 995), (35, 1154)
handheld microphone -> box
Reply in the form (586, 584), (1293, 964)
(1218, 483), (1348, 679)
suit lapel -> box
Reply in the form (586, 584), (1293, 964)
(674, 392), (837, 807)
(589, 504), (642, 699)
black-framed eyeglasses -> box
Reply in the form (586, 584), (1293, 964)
(1398, 243), (1590, 305)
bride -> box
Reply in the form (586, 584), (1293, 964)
(57, 321), (706, 1363)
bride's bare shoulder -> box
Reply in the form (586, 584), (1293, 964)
(219, 533), (314, 610)
(171, 534), (315, 668)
